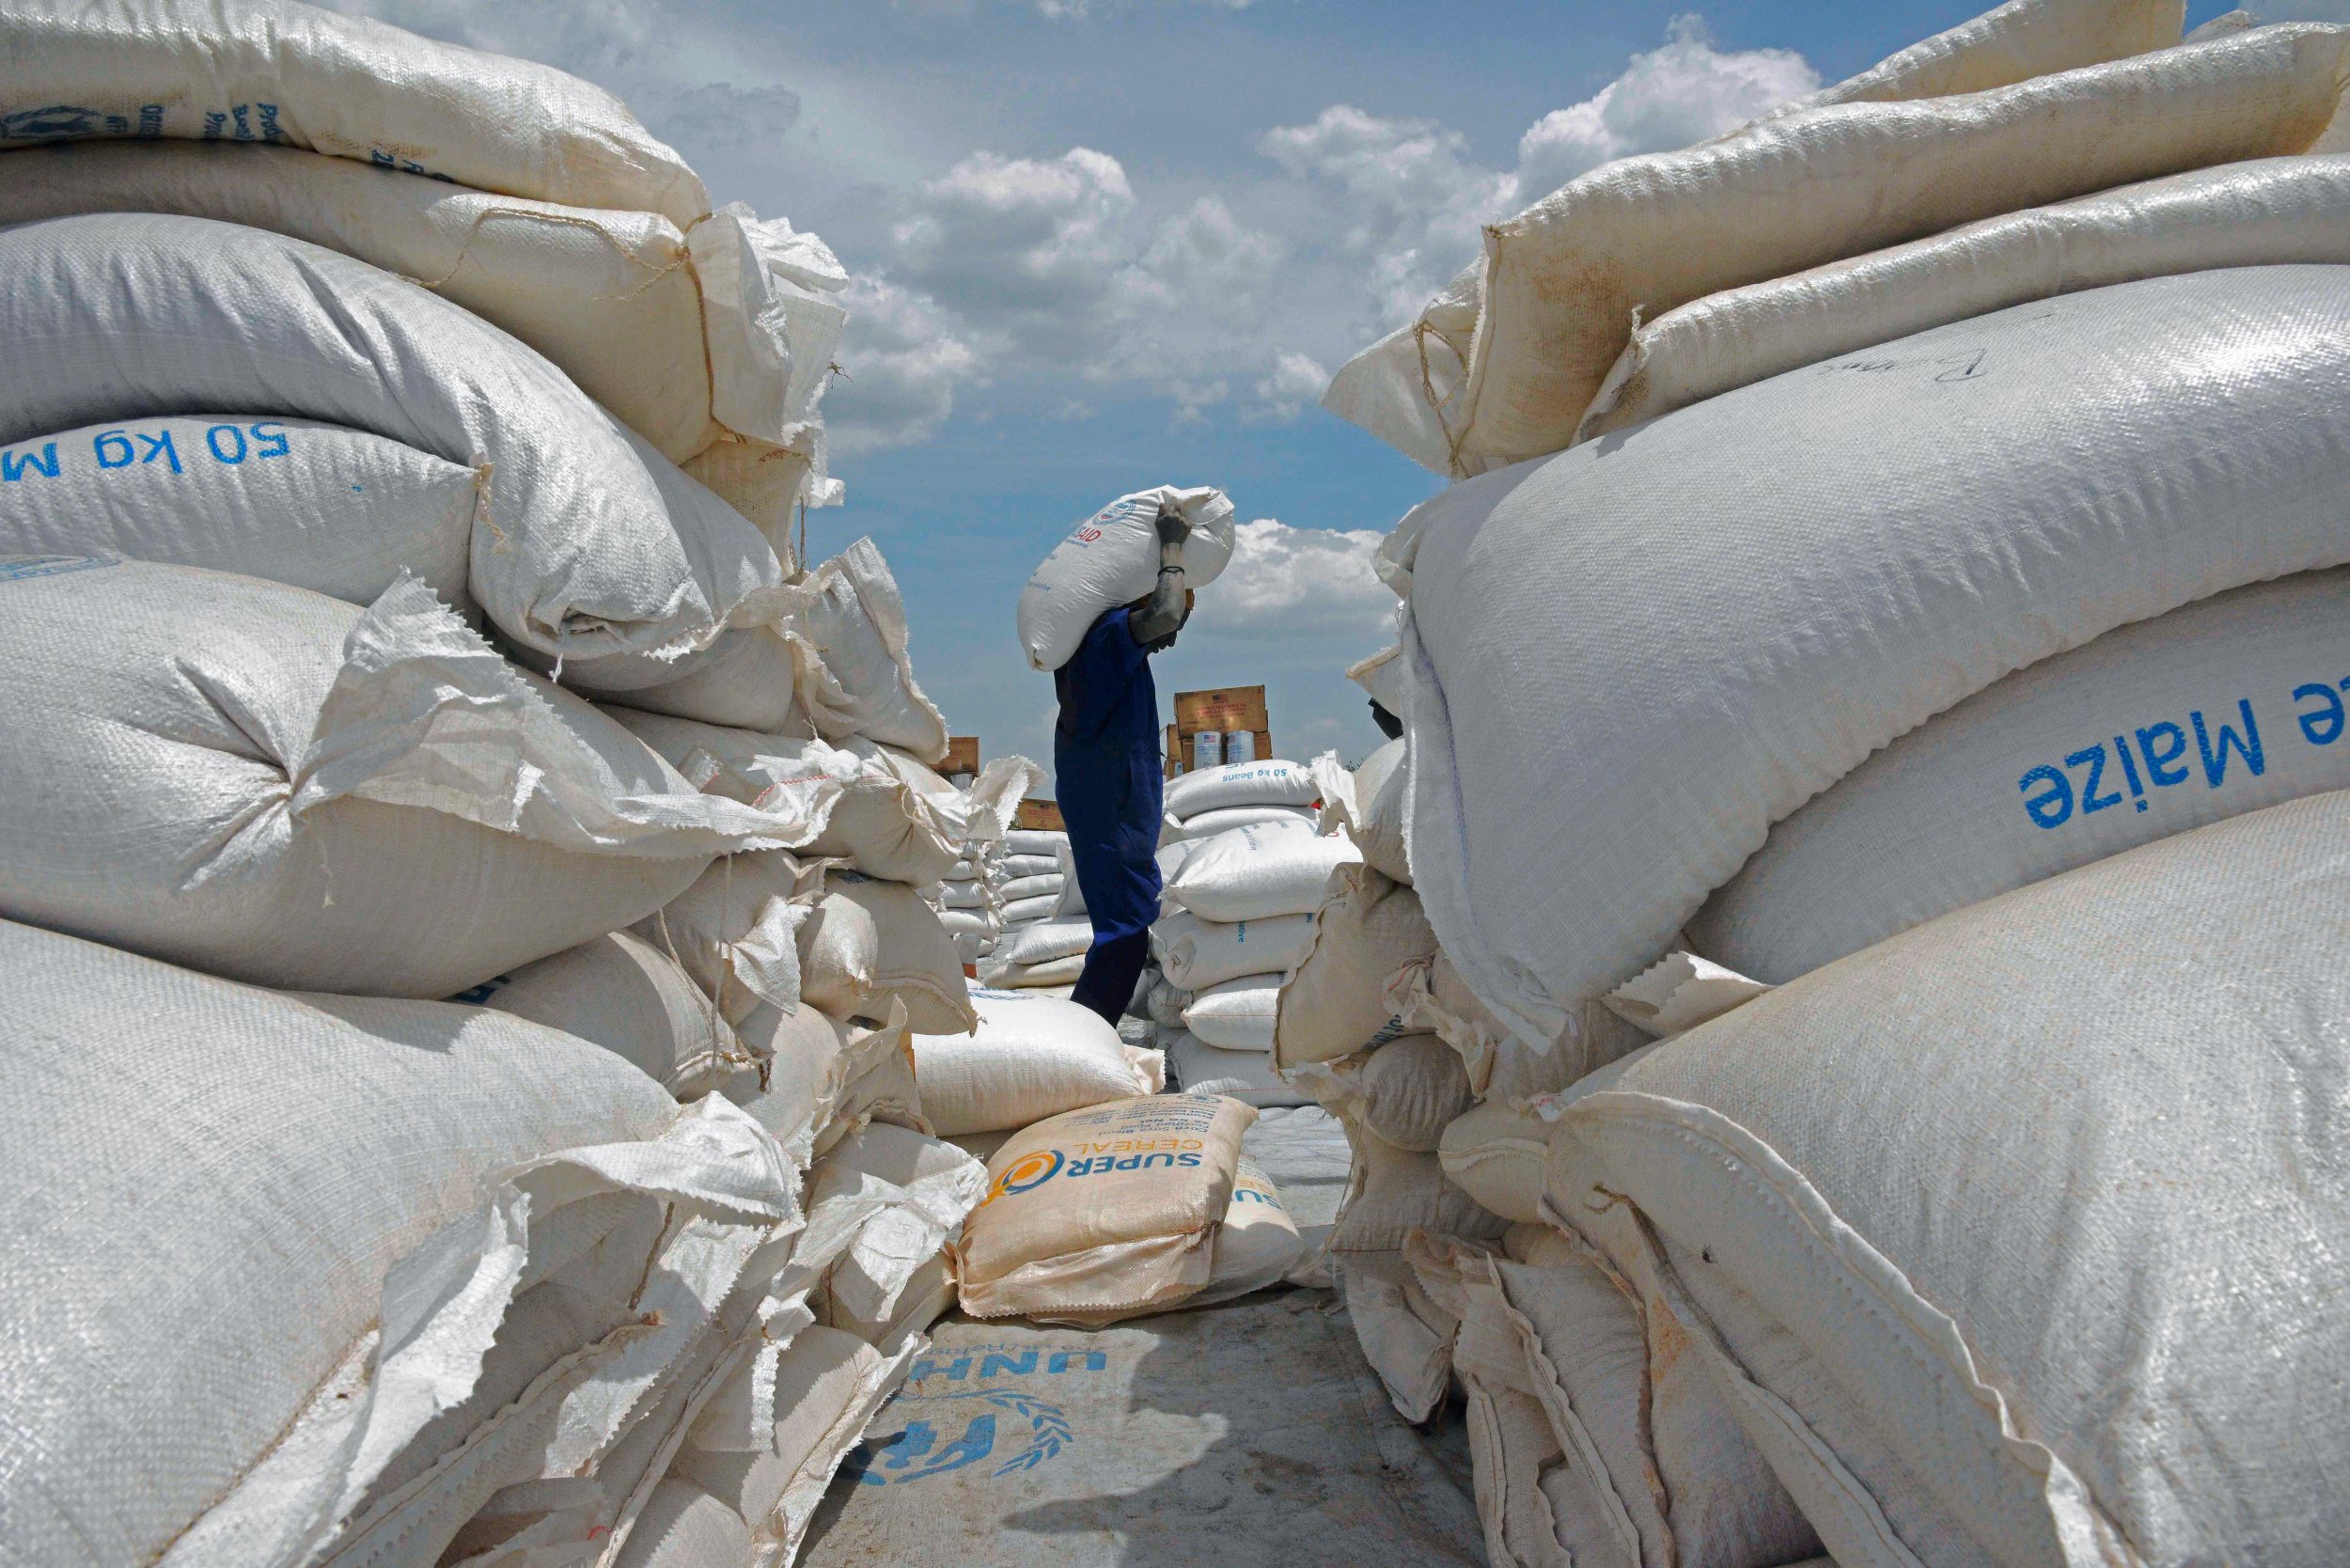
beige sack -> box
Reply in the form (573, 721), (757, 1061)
(1306, 1034), (1473, 1155)
(1330, 1117), (1507, 1254)
(1274, 865), (1435, 1068)
(798, 870), (977, 1036)
(637, 850), (829, 1026)
(472, 929), (752, 1100)
(953, 1093), (1254, 1322)
(1458, 24), (2350, 472)
(1436, 1099), (1554, 1225)
(913, 988), (1164, 1136)
(1387, 952), (1649, 1102)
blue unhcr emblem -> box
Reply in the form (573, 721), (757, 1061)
(843, 1391), (1073, 1484)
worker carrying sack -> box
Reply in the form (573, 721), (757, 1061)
(1016, 485), (1236, 671)
(1397, 265), (2350, 1049)
(0, 212), (788, 666)
(953, 1092), (1255, 1323)
(0, 415), (479, 619)
(0, 560), (802, 996)
(1689, 568), (2350, 984)
(1559, 789), (2350, 1568)
(0, 0), (711, 224)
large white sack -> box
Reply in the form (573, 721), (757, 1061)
(798, 869), (979, 1037)
(637, 849), (827, 1027)
(1386, 951), (1650, 1103)
(0, 918), (798, 1568)
(0, 212), (786, 664)
(788, 539), (950, 761)
(1162, 818), (1359, 922)
(1273, 865), (1434, 1068)
(610, 710), (964, 885)
(841, 743), (1039, 851)
(1562, 790), (2350, 1568)
(0, 414), (478, 617)
(797, 1123), (987, 1336)
(1386, 23), (2350, 474)
(1582, 152), (2350, 440)
(1398, 264), (2350, 1047)
(1314, 739), (1410, 884)
(1015, 485), (1237, 671)
(913, 987), (1165, 1136)
(0, 0), (709, 225)
(469, 930), (753, 1100)
(1162, 757), (1321, 820)
(0, 142), (847, 482)
(1153, 909), (1320, 993)
(1181, 974), (1285, 1052)
(1691, 570), (2350, 984)
(1321, 0), (2187, 475)
(0, 560), (807, 996)
(575, 623), (808, 734)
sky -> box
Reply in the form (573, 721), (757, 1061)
(337, 0), (2280, 781)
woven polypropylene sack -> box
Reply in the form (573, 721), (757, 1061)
(913, 988), (1164, 1135)
(1435, 1100), (1551, 1224)
(1153, 910), (1320, 993)
(1330, 1120), (1507, 1254)
(0, 0), (708, 222)
(471, 929), (751, 1100)
(1688, 568), (2350, 983)
(0, 560), (809, 996)
(1163, 758), (1321, 820)
(0, 141), (847, 472)
(1564, 790), (2350, 1567)
(1016, 486), (1236, 671)
(1274, 865), (1434, 1068)
(1448, 24), (2350, 471)
(1400, 265), (2350, 1046)
(636, 849), (823, 1027)
(788, 539), (950, 762)
(1306, 1034), (1472, 1154)
(1181, 974), (1285, 1051)
(1162, 818), (1359, 923)
(0, 917), (796, 1568)
(0, 415), (478, 617)
(800, 870), (977, 1037)
(0, 212), (784, 664)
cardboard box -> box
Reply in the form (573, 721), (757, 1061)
(1014, 797), (1066, 832)
(1171, 685), (1272, 774)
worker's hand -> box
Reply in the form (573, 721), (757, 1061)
(1155, 504), (1191, 548)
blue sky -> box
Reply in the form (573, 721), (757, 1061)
(347, 0), (2273, 779)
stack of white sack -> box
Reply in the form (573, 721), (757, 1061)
(0, 9), (1009, 1564)
(1325, 0), (2350, 478)
(1159, 756), (1324, 842)
(932, 840), (1005, 966)
(982, 826), (1099, 987)
(1152, 811), (1356, 1113)
(1318, 4), (2350, 1558)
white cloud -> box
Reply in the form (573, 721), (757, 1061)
(1191, 518), (1394, 636)
(825, 277), (982, 455)
(1511, 15), (1818, 202)
(1249, 351), (1329, 422)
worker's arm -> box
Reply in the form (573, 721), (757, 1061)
(1127, 505), (1190, 651)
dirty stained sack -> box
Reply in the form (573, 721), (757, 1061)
(954, 1093), (1254, 1322)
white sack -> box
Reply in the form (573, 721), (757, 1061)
(724, 1001), (894, 1169)
(1181, 974), (1285, 1052)
(993, 917), (1097, 969)
(1562, 790), (2350, 1568)
(1163, 802), (1321, 840)
(0, 212), (787, 664)
(0, 141), (847, 478)
(998, 892), (1065, 926)
(1165, 1027), (1309, 1107)
(787, 539), (950, 762)
(0, 560), (803, 996)
(638, 850), (828, 1027)
(0, 415), (477, 618)
(1000, 871), (1068, 903)
(979, 952), (1088, 990)
(799, 1123), (987, 1333)
(1386, 952), (1649, 1103)
(0, 918), (796, 1568)
(798, 870), (978, 1037)
(1398, 264), (2350, 1046)
(0, 0), (711, 225)
(585, 624), (807, 734)
(1016, 485), (1237, 671)
(913, 988), (1165, 1136)
(844, 740), (1040, 853)
(1162, 819), (1359, 923)
(1163, 757), (1321, 820)
(471, 930), (753, 1100)
(1691, 568), (2350, 984)
(1363, 22), (2350, 474)
(1346, 643), (1410, 718)
(1003, 827), (1070, 856)
(1274, 866), (1434, 1069)
(1316, 738), (1410, 885)
(610, 1480), (751, 1568)
(1604, 951), (1775, 1041)
(1191, 1154), (1308, 1304)
(1435, 1101), (1553, 1225)
(1154, 910), (1320, 993)
(1001, 853), (1060, 878)
(1583, 152), (2350, 440)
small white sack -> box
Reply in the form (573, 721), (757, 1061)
(913, 988), (1165, 1135)
(470, 929), (752, 1099)
(1163, 1027), (1307, 1107)
(0, 212), (786, 664)
(1016, 485), (1237, 671)
(1182, 974), (1285, 1052)
(1162, 819), (1359, 923)
(1163, 758), (1322, 820)
(999, 893), (1065, 926)
(787, 539), (951, 762)
(1001, 853), (1060, 878)
(0, 560), (804, 996)
(993, 917), (1098, 969)
(1000, 872), (1067, 903)
(1154, 910), (1320, 993)
(981, 953), (1089, 990)
(0, 0), (713, 225)
(0, 415), (478, 619)
(1003, 828), (1070, 857)
(1164, 803), (1322, 840)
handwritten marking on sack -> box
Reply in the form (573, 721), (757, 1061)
(3, 423), (291, 482)
(1812, 347), (1989, 384)
(0, 557), (117, 584)
(2015, 686), (2350, 829)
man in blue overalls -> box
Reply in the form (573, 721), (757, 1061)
(1055, 503), (1192, 1025)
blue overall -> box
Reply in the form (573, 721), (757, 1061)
(1054, 607), (1164, 1025)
